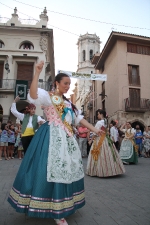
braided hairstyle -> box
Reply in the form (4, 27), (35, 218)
(54, 73), (78, 115)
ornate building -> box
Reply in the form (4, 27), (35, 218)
(0, 7), (55, 122)
(76, 33), (100, 123)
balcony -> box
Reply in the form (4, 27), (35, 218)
(124, 97), (150, 112)
(0, 79), (52, 91)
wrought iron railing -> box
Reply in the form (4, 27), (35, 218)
(0, 79), (53, 91)
(124, 97), (150, 112)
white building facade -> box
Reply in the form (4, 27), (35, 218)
(0, 7), (55, 123)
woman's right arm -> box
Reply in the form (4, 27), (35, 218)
(28, 61), (51, 106)
(30, 61), (44, 99)
(120, 123), (126, 131)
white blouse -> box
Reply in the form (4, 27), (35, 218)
(27, 88), (83, 126)
(95, 120), (105, 130)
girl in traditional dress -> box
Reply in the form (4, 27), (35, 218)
(119, 122), (138, 164)
(143, 126), (150, 158)
(86, 109), (125, 177)
(8, 61), (101, 225)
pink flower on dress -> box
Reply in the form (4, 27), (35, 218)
(44, 105), (73, 137)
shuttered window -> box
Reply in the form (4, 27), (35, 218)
(127, 43), (150, 56)
(129, 88), (140, 108)
(128, 65), (140, 86)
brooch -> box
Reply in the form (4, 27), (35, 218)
(51, 95), (62, 105)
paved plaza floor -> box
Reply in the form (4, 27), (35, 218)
(0, 157), (150, 225)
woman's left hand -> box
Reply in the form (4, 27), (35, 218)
(94, 128), (104, 136)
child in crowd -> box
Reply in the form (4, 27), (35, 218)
(7, 124), (16, 159)
(15, 123), (23, 159)
(135, 125), (143, 157)
(0, 123), (9, 160)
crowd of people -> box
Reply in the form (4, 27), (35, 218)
(0, 102), (45, 161)
(75, 119), (150, 161)
(0, 120), (21, 160)
(0, 61), (149, 225)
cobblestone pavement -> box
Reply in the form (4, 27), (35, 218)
(0, 157), (150, 225)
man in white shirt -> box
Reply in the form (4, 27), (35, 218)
(110, 121), (119, 152)
(11, 96), (45, 155)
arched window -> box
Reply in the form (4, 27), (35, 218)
(90, 49), (93, 60)
(83, 50), (86, 61)
(19, 41), (34, 50)
(0, 40), (5, 48)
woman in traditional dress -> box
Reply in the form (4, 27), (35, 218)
(8, 61), (101, 225)
(119, 122), (138, 164)
(143, 126), (150, 158)
(86, 109), (125, 177)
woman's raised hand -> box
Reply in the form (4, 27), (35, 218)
(35, 61), (44, 74)
(14, 95), (20, 103)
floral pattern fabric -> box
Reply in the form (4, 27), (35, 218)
(47, 123), (84, 183)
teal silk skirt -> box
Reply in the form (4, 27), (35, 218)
(8, 122), (85, 219)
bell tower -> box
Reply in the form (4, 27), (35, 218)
(77, 33), (100, 73)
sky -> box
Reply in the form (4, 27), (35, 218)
(0, 0), (150, 95)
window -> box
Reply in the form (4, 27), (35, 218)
(19, 41), (34, 50)
(83, 50), (86, 61)
(129, 88), (140, 108)
(128, 65), (140, 86)
(0, 41), (4, 48)
(101, 81), (105, 100)
(127, 43), (150, 56)
(89, 49), (93, 60)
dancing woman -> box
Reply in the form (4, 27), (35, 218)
(8, 61), (101, 225)
(86, 109), (125, 177)
(119, 122), (138, 164)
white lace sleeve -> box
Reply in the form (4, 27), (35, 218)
(27, 88), (51, 106)
(95, 120), (105, 130)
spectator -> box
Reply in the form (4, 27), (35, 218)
(15, 124), (23, 160)
(0, 123), (9, 160)
(143, 126), (150, 158)
(7, 124), (16, 159)
(135, 125), (143, 157)
(87, 130), (93, 155)
(110, 121), (119, 152)
(78, 124), (89, 158)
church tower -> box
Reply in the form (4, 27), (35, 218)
(75, 33), (101, 122)
(77, 33), (100, 73)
